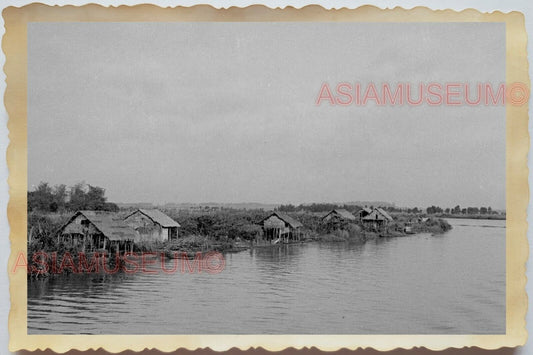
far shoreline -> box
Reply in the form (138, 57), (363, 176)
(439, 214), (506, 221)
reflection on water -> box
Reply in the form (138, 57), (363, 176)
(28, 218), (505, 334)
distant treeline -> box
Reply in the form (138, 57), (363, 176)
(28, 182), (119, 213)
(425, 205), (503, 216)
(277, 203), (423, 213)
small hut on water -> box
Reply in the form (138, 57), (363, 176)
(362, 208), (394, 230)
(56, 210), (140, 254)
(258, 212), (303, 244)
(322, 209), (356, 222)
(124, 209), (180, 242)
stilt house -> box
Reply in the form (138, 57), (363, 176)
(56, 210), (140, 254)
(322, 209), (356, 221)
(124, 209), (180, 242)
(362, 207), (394, 230)
(259, 212), (303, 243)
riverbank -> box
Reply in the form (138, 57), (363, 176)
(311, 217), (452, 243)
(26, 210), (452, 277)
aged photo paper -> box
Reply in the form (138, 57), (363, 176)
(4, 4), (529, 352)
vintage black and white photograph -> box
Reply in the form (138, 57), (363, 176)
(25, 20), (507, 336)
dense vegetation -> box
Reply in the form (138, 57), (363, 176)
(163, 209), (264, 241)
(27, 212), (83, 277)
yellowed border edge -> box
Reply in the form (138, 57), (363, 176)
(505, 4), (529, 350)
(4, 3), (529, 352)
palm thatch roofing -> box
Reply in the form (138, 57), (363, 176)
(362, 208), (394, 222)
(259, 212), (303, 229)
(323, 209), (356, 221)
(125, 209), (181, 228)
(358, 207), (372, 216)
(376, 208), (394, 221)
(59, 210), (140, 242)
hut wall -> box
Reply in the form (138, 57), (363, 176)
(72, 214), (86, 225)
(161, 227), (178, 241)
(61, 215), (102, 250)
(124, 212), (165, 242)
(62, 215), (98, 236)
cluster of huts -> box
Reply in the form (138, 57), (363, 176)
(255, 207), (394, 244)
(322, 207), (393, 225)
(56, 207), (394, 252)
(56, 209), (181, 254)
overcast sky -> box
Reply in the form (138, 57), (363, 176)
(28, 22), (505, 208)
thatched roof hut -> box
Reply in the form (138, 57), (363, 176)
(259, 212), (303, 229)
(124, 209), (180, 241)
(125, 209), (181, 228)
(322, 209), (356, 221)
(258, 212), (303, 242)
(362, 208), (394, 223)
(58, 210), (140, 241)
(57, 210), (140, 252)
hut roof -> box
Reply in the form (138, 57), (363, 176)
(362, 208), (394, 222)
(359, 207), (372, 215)
(59, 211), (140, 241)
(260, 212), (303, 229)
(324, 209), (356, 221)
(127, 209), (181, 228)
(376, 208), (394, 221)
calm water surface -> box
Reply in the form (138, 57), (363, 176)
(28, 218), (505, 334)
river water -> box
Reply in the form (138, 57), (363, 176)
(27, 218), (505, 334)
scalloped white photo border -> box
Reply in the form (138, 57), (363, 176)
(1, 1), (531, 353)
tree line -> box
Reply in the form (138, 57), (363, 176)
(28, 182), (119, 213)
(426, 205), (499, 215)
